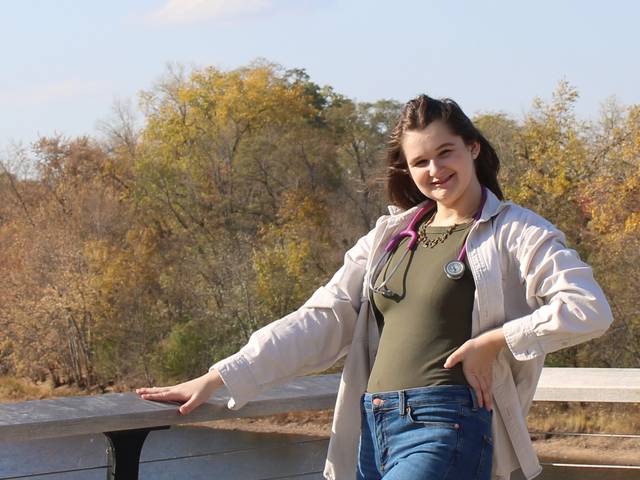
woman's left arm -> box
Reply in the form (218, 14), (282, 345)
(500, 214), (613, 361)
(445, 210), (614, 409)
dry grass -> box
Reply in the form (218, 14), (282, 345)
(0, 376), (85, 403)
(528, 401), (640, 435)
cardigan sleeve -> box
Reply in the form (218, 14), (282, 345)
(500, 210), (613, 361)
(209, 215), (387, 409)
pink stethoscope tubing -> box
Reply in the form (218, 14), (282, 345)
(369, 186), (487, 297)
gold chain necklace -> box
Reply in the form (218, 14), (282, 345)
(417, 215), (474, 249)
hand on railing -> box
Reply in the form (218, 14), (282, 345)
(135, 369), (224, 416)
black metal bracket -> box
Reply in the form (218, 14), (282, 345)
(104, 426), (170, 480)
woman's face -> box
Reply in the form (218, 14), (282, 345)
(401, 121), (480, 209)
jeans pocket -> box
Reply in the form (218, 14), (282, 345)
(462, 404), (493, 426)
(405, 404), (461, 430)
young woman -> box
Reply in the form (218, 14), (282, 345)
(136, 95), (613, 480)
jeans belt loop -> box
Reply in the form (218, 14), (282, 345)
(399, 390), (406, 416)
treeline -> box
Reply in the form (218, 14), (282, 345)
(0, 61), (637, 390)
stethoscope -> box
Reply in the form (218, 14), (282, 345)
(369, 186), (487, 299)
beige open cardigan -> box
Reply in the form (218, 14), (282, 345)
(212, 189), (613, 479)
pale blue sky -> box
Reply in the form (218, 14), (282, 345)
(2, 0), (639, 150)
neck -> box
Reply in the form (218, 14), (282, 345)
(431, 182), (483, 226)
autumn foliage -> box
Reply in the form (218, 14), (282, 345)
(0, 64), (637, 391)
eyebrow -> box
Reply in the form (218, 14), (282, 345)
(408, 142), (455, 165)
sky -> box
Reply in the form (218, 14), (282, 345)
(2, 0), (639, 151)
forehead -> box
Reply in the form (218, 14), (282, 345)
(401, 121), (461, 155)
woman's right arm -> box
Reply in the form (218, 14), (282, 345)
(210, 215), (386, 409)
(135, 215), (388, 414)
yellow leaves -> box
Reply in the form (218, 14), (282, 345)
(85, 226), (160, 302)
(134, 62), (328, 241)
(189, 65), (305, 128)
(549, 167), (573, 196)
(587, 157), (639, 238)
(5, 66), (640, 385)
(624, 212), (640, 235)
(485, 83), (638, 367)
(614, 106), (640, 171)
(141, 62), (313, 157)
(501, 80), (598, 240)
(252, 190), (334, 320)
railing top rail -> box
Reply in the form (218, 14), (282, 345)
(0, 374), (340, 443)
(533, 367), (640, 402)
(1, 367), (639, 444)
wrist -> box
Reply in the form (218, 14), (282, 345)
(481, 327), (507, 353)
(205, 368), (224, 388)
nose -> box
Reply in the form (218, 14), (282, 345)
(426, 157), (445, 177)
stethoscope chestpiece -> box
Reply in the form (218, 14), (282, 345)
(444, 260), (466, 280)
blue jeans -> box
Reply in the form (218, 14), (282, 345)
(357, 385), (493, 480)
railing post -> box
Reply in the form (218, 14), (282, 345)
(104, 426), (169, 480)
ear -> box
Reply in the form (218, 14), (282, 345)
(471, 141), (480, 160)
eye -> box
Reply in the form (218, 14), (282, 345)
(438, 149), (452, 157)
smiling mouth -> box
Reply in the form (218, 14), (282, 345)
(431, 174), (454, 186)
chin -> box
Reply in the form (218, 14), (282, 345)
(423, 189), (462, 205)
(425, 180), (477, 206)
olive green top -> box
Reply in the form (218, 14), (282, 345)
(367, 213), (476, 393)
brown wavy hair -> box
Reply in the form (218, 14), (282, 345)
(387, 94), (503, 209)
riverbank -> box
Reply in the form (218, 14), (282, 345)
(198, 407), (640, 467)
